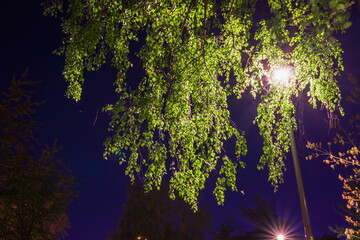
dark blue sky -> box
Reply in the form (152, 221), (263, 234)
(1, 1), (359, 239)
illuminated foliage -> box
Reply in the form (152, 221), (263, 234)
(0, 73), (76, 240)
(44, 0), (353, 209)
(307, 75), (360, 239)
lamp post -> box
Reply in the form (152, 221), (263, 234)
(272, 67), (314, 240)
(289, 129), (314, 240)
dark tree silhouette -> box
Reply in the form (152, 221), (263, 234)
(0, 72), (76, 240)
(110, 181), (211, 240)
(222, 197), (294, 240)
(213, 217), (237, 240)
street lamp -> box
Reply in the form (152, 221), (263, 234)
(272, 67), (314, 240)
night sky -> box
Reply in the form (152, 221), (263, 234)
(1, 1), (360, 239)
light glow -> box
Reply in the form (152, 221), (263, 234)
(277, 234), (285, 240)
(271, 67), (293, 86)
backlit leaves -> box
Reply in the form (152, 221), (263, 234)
(45, 0), (352, 209)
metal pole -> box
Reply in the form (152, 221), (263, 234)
(289, 128), (314, 240)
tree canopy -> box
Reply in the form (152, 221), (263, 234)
(44, 0), (353, 209)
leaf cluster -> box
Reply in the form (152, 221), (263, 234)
(45, 0), (352, 209)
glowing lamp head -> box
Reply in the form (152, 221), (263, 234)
(276, 234), (285, 240)
(271, 67), (293, 86)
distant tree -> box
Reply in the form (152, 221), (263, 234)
(241, 197), (278, 227)
(307, 75), (360, 239)
(0, 73), (76, 240)
(44, 0), (354, 210)
(235, 197), (292, 240)
(110, 181), (211, 240)
(213, 217), (237, 240)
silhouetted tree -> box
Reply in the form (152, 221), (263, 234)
(110, 181), (211, 240)
(0, 72), (76, 240)
(213, 217), (237, 240)
(234, 197), (292, 240)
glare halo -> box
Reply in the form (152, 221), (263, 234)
(270, 67), (293, 86)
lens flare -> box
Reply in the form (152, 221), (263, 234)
(245, 210), (301, 240)
(277, 234), (285, 240)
